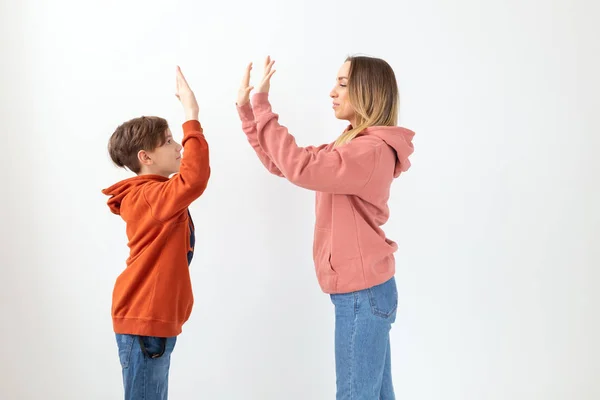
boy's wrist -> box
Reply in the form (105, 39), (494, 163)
(185, 106), (199, 121)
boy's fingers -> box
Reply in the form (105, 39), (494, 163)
(176, 67), (190, 87)
(176, 72), (182, 91)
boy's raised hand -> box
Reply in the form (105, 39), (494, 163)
(175, 66), (199, 121)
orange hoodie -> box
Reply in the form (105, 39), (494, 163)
(101, 120), (210, 337)
(237, 93), (414, 294)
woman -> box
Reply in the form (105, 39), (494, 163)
(236, 55), (414, 399)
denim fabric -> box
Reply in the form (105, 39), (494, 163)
(330, 277), (398, 399)
(116, 334), (177, 400)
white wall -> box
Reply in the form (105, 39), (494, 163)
(1, 0), (598, 399)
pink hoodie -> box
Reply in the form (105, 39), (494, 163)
(237, 92), (415, 294)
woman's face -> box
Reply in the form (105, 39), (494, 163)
(330, 61), (356, 124)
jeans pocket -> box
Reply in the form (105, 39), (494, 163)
(138, 336), (177, 359)
(367, 277), (398, 320)
(116, 334), (135, 369)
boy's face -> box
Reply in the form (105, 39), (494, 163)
(142, 128), (182, 177)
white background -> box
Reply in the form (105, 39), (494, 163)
(1, 0), (598, 399)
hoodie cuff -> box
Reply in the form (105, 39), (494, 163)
(236, 102), (255, 122)
(251, 92), (273, 116)
(182, 120), (202, 135)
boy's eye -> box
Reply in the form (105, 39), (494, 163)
(167, 139), (172, 144)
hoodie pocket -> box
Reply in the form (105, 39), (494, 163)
(313, 228), (337, 290)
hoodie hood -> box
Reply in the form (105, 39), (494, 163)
(101, 175), (168, 215)
(359, 126), (415, 177)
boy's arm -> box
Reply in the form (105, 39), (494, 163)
(143, 66), (210, 222)
(143, 120), (210, 222)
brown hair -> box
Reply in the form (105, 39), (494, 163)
(335, 56), (399, 146)
(108, 116), (169, 173)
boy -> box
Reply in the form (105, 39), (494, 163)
(101, 67), (210, 400)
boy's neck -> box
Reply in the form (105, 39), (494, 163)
(138, 169), (171, 178)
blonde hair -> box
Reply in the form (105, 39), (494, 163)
(334, 56), (399, 146)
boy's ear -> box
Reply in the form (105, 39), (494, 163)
(138, 150), (153, 166)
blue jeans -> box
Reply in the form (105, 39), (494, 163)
(115, 334), (177, 400)
(330, 277), (398, 400)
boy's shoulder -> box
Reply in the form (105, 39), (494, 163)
(138, 177), (191, 224)
(102, 175), (171, 219)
